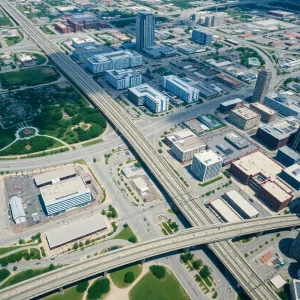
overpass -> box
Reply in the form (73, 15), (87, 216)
(0, 1), (285, 299)
(0, 215), (299, 300)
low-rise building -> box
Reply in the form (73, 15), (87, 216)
(132, 177), (149, 195)
(250, 102), (277, 123)
(19, 54), (36, 67)
(225, 132), (249, 150)
(165, 129), (195, 147)
(191, 150), (223, 182)
(219, 98), (243, 113)
(256, 117), (300, 150)
(9, 196), (26, 224)
(276, 146), (300, 167)
(71, 36), (97, 49)
(223, 190), (259, 219)
(54, 22), (72, 34)
(87, 50), (143, 74)
(162, 75), (199, 103)
(228, 106), (261, 130)
(281, 164), (300, 190)
(72, 45), (113, 60)
(209, 198), (242, 222)
(215, 73), (243, 89)
(128, 83), (169, 113)
(106, 69), (142, 90)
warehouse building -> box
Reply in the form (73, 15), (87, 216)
(228, 106), (261, 130)
(225, 132), (249, 150)
(34, 167), (77, 188)
(46, 215), (108, 249)
(268, 10), (295, 18)
(215, 74), (243, 89)
(258, 180), (293, 212)
(223, 190), (259, 219)
(256, 117), (299, 150)
(40, 176), (91, 215)
(281, 164), (300, 190)
(191, 150), (223, 182)
(172, 136), (206, 162)
(209, 198), (242, 223)
(219, 98), (243, 113)
(276, 146), (300, 167)
(250, 102), (277, 123)
(9, 196), (26, 224)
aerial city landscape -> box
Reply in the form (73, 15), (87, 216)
(0, 0), (300, 299)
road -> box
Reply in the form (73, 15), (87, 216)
(0, 214), (299, 300)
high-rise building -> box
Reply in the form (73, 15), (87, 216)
(252, 69), (272, 103)
(292, 127), (300, 151)
(136, 11), (155, 52)
(290, 232), (300, 261)
(191, 150), (223, 182)
(191, 30), (212, 45)
(204, 15), (212, 27)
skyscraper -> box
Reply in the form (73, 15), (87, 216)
(136, 11), (155, 52)
(252, 69), (272, 103)
(290, 232), (300, 262)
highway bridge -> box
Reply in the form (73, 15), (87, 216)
(0, 1), (287, 299)
(0, 215), (299, 300)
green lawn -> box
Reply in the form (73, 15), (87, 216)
(42, 286), (83, 300)
(0, 9), (13, 26)
(113, 226), (136, 242)
(0, 246), (23, 256)
(82, 139), (103, 147)
(110, 264), (142, 288)
(129, 269), (190, 300)
(0, 66), (59, 87)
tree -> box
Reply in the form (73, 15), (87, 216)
(48, 264), (55, 271)
(200, 265), (211, 279)
(77, 280), (89, 293)
(93, 157), (97, 163)
(150, 265), (166, 279)
(128, 236), (137, 243)
(79, 242), (84, 248)
(124, 271), (135, 283)
(0, 268), (10, 281)
(123, 223), (128, 228)
(192, 259), (202, 270)
(13, 266), (17, 271)
(73, 242), (79, 250)
(87, 278), (110, 300)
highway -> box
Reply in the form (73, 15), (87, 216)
(0, 1), (284, 299)
(0, 215), (299, 300)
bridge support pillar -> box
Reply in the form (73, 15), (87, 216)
(291, 226), (296, 231)
(256, 231), (263, 237)
(59, 287), (64, 294)
(141, 259), (146, 265)
(183, 247), (190, 253)
(104, 271), (108, 277)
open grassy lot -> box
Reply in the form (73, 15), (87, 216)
(42, 286), (83, 300)
(113, 226), (136, 242)
(110, 264), (142, 288)
(0, 66), (59, 88)
(129, 269), (190, 300)
(0, 9), (13, 26)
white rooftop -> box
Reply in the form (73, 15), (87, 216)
(164, 75), (199, 93)
(261, 181), (291, 203)
(166, 129), (195, 144)
(72, 36), (96, 44)
(34, 167), (76, 186)
(132, 177), (148, 190)
(210, 198), (242, 223)
(194, 150), (223, 166)
(46, 214), (108, 248)
(283, 164), (300, 183)
(270, 274), (286, 290)
(173, 136), (205, 152)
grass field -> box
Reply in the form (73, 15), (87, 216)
(42, 286), (83, 300)
(110, 264), (142, 288)
(129, 269), (190, 300)
(113, 226), (136, 242)
(0, 246), (22, 256)
(0, 66), (59, 87)
(82, 139), (103, 147)
(0, 9), (13, 26)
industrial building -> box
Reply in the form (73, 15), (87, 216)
(71, 36), (97, 49)
(136, 11), (155, 52)
(128, 84), (169, 113)
(268, 10), (295, 18)
(225, 132), (249, 150)
(228, 106), (261, 130)
(215, 74), (243, 89)
(281, 164), (300, 190)
(250, 102), (277, 123)
(219, 98), (243, 113)
(106, 69), (142, 90)
(34, 167), (77, 188)
(9, 196), (26, 224)
(276, 146), (300, 167)
(172, 136), (206, 162)
(196, 82), (219, 100)
(72, 45), (113, 60)
(191, 150), (223, 182)
(142, 45), (176, 59)
(223, 190), (259, 219)
(290, 232), (300, 262)
(258, 180), (292, 212)
(165, 129), (195, 147)
(87, 50), (143, 74)
(40, 176), (91, 215)
(45, 214), (108, 249)
(132, 177), (149, 195)
(290, 279), (300, 300)
(162, 75), (199, 103)
(191, 30), (212, 45)
(256, 117), (299, 150)
(264, 92), (300, 119)
(252, 69), (272, 103)
(209, 198), (242, 223)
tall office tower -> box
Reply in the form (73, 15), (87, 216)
(290, 232), (300, 261)
(252, 69), (272, 103)
(191, 30), (213, 45)
(292, 127), (300, 151)
(136, 11), (155, 52)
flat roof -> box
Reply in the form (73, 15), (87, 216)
(250, 102), (276, 115)
(41, 176), (89, 204)
(46, 214), (107, 248)
(261, 181), (291, 202)
(128, 83), (168, 103)
(283, 164), (300, 183)
(231, 106), (260, 120)
(9, 196), (25, 221)
(165, 129), (195, 143)
(291, 279), (300, 300)
(210, 198), (242, 222)
(221, 98), (243, 107)
(232, 151), (282, 178)
(132, 177), (148, 189)
(194, 150), (223, 166)
(270, 274), (286, 290)
(278, 146), (300, 161)
(224, 190), (259, 218)
(34, 167), (76, 186)
(72, 36), (96, 44)
(106, 69), (140, 79)
(164, 75), (199, 93)
(173, 136), (205, 152)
